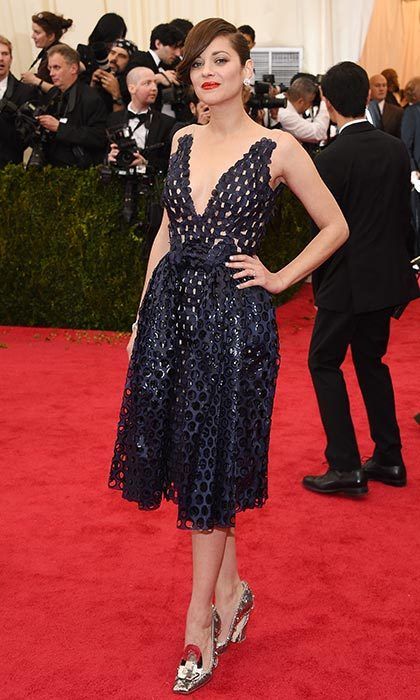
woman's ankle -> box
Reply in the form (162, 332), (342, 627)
(215, 577), (242, 606)
(186, 602), (213, 629)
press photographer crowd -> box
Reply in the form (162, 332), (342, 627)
(0, 11), (419, 252)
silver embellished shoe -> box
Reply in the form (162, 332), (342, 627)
(173, 607), (221, 694)
(216, 580), (254, 654)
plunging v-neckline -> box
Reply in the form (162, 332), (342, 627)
(182, 133), (277, 220)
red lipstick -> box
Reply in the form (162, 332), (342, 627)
(201, 82), (220, 90)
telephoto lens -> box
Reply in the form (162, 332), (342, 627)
(91, 42), (111, 72)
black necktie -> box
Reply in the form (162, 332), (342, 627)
(127, 111), (150, 125)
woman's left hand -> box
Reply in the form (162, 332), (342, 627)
(21, 71), (40, 86)
(226, 254), (284, 294)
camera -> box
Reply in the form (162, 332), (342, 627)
(106, 123), (139, 169)
(161, 84), (192, 121)
(77, 41), (111, 80)
(14, 87), (61, 168)
(247, 81), (287, 119)
(91, 42), (111, 72)
(101, 119), (165, 227)
(162, 84), (186, 109)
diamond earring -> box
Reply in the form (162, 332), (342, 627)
(243, 78), (251, 86)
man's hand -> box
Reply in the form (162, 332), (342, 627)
(108, 143), (147, 167)
(155, 70), (179, 86)
(91, 69), (122, 99)
(196, 101), (210, 125)
(37, 115), (60, 132)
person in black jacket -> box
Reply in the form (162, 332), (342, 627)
(36, 44), (108, 167)
(302, 62), (419, 497)
(401, 78), (420, 258)
(0, 36), (37, 167)
(125, 24), (183, 110)
(107, 67), (175, 174)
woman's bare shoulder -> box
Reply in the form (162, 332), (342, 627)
(266, 128), (299, 152)
(170, 124), (197, 154)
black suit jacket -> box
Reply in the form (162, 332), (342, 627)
(312, 121), (419, 313)
(401, 103), (420, 171)
(125, 50), (164, 110)
(107, 108), (175, 173)
(382, 101), (403, 138)
(0, 74), (36, 167)
(44, 80), (108, 167)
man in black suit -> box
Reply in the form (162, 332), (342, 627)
(302, 62), (419, 496)
(368, 74), (403, 138)
(125, 24), (183, 110)
(0, 36), (36, 167)
(107, 67), (175, 174)
(36, 44), (108, 167)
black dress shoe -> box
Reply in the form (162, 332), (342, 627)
(302, 469), (368, 496)
(362, 459), (407, 487)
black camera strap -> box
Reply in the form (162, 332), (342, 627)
(28, 49), (46, 71)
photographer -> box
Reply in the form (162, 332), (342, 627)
(36, 44), (107, 167)
(107, 67), (175, 174)
(126, 24), (183, 110)
(90, 39), (137, 113)
(272, 76), (329, 144)
(77, 13), (127, 85)
(0, 36), (37, 167)
(21, 11), (73, 95)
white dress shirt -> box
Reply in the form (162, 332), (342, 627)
(276, 99), (330, 143)
(148, 49), (160, 68)
(339, 118), (368, 134)
(127, 101), (150, 151)
(0, 74), (9, 100)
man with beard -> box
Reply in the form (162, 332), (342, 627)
(90, 39), (137, 113)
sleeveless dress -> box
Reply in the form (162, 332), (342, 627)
(109, 134), (280, 530)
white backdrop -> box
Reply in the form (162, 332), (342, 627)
(1, 0), (375, 78)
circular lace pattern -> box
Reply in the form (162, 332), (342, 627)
(109, 134), (280, 530)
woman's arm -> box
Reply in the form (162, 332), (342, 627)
(227, 132), (349, 292)
(138, 211), (170, 312)
(20, 72), (55, 93)
(126, 127), (194, 357)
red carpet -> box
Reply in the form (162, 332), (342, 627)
(1, 284), (419, 699)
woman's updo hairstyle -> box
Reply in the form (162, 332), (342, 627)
(32, 12), (73, 42)
(177, 18), (250, 86)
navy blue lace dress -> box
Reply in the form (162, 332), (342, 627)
(109, 134), (280, 530)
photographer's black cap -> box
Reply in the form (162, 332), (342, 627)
(113, 39), (138, 57)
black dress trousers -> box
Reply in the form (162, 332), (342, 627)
(308, 306), (403, 471)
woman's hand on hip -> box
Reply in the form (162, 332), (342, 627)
(226, 254), (285, 294)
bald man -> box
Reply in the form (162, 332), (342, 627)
(107, 66), (175, 173)
(368, 74), (403, 138)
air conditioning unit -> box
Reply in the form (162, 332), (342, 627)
(251, 48), (303, 87)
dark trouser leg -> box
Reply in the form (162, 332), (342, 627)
(350, 309), (403, 466)
(308, 308), (360, 471)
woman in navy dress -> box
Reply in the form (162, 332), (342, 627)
(109, 18), (348, 694)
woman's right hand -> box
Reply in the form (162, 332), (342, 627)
(127, 330), (136, 360)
